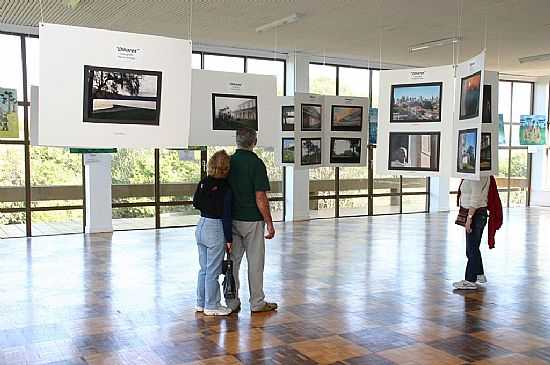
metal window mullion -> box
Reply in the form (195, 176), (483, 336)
(20, 36), (32, 236)
(154, 149), (160, 229)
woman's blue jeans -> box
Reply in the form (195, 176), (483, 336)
(465, 208), (488, 283)
(195, 217), (226, 310)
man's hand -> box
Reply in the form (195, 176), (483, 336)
(265, 222), (275, 239)
(226, 242), (232, 252)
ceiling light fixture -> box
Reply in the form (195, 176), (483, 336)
(409, 37), (462, 53)
(256, 13), (301, 33)
(518, 53), (550, 64)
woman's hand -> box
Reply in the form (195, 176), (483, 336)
(226, 242), (232, 253)
(465, 217), (473, 234)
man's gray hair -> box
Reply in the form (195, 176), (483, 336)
(236, 128), (257, 150)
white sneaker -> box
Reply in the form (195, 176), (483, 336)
(195, 306), (204, 313)
(204, 306), (232, 316)
(453, 280), (478, 290)
(476, 275), (487, 284)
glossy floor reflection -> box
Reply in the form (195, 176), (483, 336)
(1, 208), (550, 364)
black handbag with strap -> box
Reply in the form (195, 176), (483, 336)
(222, 249), (236, 300)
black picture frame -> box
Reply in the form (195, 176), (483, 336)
(330, 137), (361, 164)
(281, 137), (295, 163)
(390, 82), (443, 123)
(212, 93), (258, 131)
(482, 85), (492, 123)
(281, 105), (295, 131)
(331, 105), (363, 131)
(83, 65), (162, 126)
(459, 71), (481, 120)
(301, 103), (322, 131)
(457, 128), (478, 174)
(388, 131), (441, 172)
(301, 137), (322, 166)
(480, 133), (492, 171)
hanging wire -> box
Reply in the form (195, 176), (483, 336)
(274, 26), (278, 62)
(38, 0), (44, 24)
(377, 0), (382, 71)
(188, 0), (193, 40)
(456, 0), (463, 65)
(483, 13), (488, 52)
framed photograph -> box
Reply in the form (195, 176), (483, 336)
(0, 87), (19, 138)
(482, 85), (491, 123)
(301, 138), (322, 165)
(331, 105), (363, 131)
(330, 138), (361, 164)
(480, 133), (492, 171)
(390, 82), (442, 123)
(83, 65), (162, 126)
(282, 138), (295, 163)
(212, 93), (258, 131)
(457, 128), (478, 173)
(301, 104), (322, 131)
(369, 107), (378, 145)
(520, 114), (547, 145)
(459, 71), (481, 120)
(281, 105), (295, 131)
(388, 132), (440, 172)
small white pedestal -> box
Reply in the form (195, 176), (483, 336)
(84, 153), (113, 233)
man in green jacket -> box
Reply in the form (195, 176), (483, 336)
(227, 128), (277, 313)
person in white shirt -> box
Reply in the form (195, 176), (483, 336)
(453, 176), (490, 290)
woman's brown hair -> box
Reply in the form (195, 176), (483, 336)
(207, 150), (230, 178)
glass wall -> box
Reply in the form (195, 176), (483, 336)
(308, 63), (429, 218)
(0, 33), (287, 237)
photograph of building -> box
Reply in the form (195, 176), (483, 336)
(460, 71), (481, 120)
(330, 138), (361, 163)
(480, 133), (491, 170)
(282, 105), (295, 131)
(391, 83), (441, 122)
(301, 103), (322, 131)
(458, 129), (477, 173)
(389, 132), (440, 171)
(282, 137), (295, 163)
(213, 94), (258, 130)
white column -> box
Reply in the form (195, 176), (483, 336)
(285, 52), (311, 221)
(84, 153), (113, 233)
(430, 176), (450, 212)
(530, 78), (550, 206)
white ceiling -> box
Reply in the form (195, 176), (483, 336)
(2, 0), (550, 76)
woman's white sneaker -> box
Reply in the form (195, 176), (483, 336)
(453, 280), (478, 290)
(476, 275), (487, 284)
(195, 306), (204, 313)
(204, 306), (232, 316)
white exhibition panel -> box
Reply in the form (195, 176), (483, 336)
(277, 96), (295, 166)
(452, 52), (485, 180)
(189, 69), (278, 147)
(376, 65), (455, 177)
(323, 96), (369, 167)
(481, 71), (499, 176)
(294, 93), (324, 169)
(38, 23), (192, 148)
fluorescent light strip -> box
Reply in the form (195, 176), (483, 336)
(256, 13), (301, 33)
(409, 37), (461, 53)
(518, 53), (550, 64)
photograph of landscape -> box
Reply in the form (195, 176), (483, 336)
(458, 128), (478, 173)
(0, 87), (19, 138)
(301, 138), (322, 165)
(84, 65), (162, 126)
(331, 105), (363, 131)
(282, 105), (295, 131)
(480, 133), (491, 170)
(388, 132), (440, 171)
(282, 138), (295, 163)
(390, 82), (442, 123)
(301, 104), (322, 131)
(330, 138), (361, 164)
(213, 94), (258, 131)
(460, 71), (481, 120)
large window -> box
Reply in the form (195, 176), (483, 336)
(0, 36), (287, 237)
(308, 63), (429, 218)
(498, 80), (533, 207)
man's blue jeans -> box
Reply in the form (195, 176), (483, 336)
(195, 217), (226, 310)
